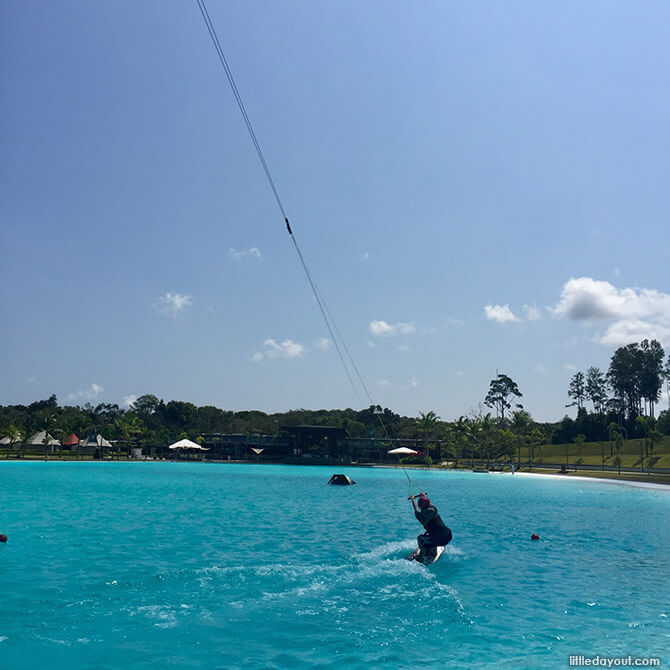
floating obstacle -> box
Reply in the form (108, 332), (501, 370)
(328, 474), (356, 485)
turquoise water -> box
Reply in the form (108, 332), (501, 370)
(0, 463), (668, 669)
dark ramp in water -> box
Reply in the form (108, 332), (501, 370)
(328, 474), (356, 485)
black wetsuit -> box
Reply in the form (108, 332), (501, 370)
(415, 505), (452, 551)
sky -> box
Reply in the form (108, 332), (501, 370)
(2, 1), (669, 422)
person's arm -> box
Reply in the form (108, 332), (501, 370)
(408, 494), (419, 513)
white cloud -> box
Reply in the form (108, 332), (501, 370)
(533, 364), (548, 375)
(553, 277), (670, 346)
(396, 344), (411, 353)
(523, 304), (541, 321)
(369, 320), (416, 336)
(153, 292), (193, 318)
(377, 379), (390, 386)
(67, 383), (104, 402)
(484, 304), (518, 323)
(122, 394), (137, 409)
(362, 251), (370, 260)
(563, 363), (577, 372)
(454, 371), (465, 377)
(229, 247), (262, 261)
(26, 376), (37, 383)
(251, 338), (305, 362)
(409, 377), (419, 388)
(316, 338), (331, 351)
(599, 319), (670, 347)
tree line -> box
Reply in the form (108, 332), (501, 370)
(558, 338), (670, 444)
(1, 338), (668, 459)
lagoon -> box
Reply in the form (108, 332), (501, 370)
(0, 463), (668, 668)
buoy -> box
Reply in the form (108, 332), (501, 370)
(531, 533), (539, 541)
(0, 534), (7, 543)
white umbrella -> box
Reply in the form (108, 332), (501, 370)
(388, 446), (418, 455)
(168, 438), (209, 450)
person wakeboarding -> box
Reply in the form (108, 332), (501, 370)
(409, 492), (452, 562)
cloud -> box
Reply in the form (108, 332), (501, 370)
(484, 304), (518, 323)
(454, 371), (465, 377)
(362, 251), (370, 260)
(553, 277), (670, 346)
(369, 320), (416, 336)
(396, 344), (411, 353)
(251, 338), (305, 362)
(599, 319), (670, 347)
(409, 377), (419, 388)
(563, 363), (577, 372)
(523, 304), (541, 321)
(315, 338), (331, 351)
(533, 364), (549, 375)
(67, 383), (104, 402)
(229, 247), (262, 261)
(376, 379), (390, 386)
(122, 394), (137, 409)
(153, 292), (193, 318)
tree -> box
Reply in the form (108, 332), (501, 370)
(484, 374), (522, 423)
(416, 411), (440, 464)
(567, 372), (586, 410)
(639, 339), (665, 417)
(658, 409), (670, 436)
(416, 411), (440, 435)
(608, 344), (642, 419)
(509, 409), (532, 468)
(130, 395), (163, 419)
(528, 427), (545, 466)
(585, 367), (608, 413)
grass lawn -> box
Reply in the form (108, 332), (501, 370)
(517, 435), (670, 469)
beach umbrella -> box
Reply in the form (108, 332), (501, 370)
(387, 446), (418, 455)
(168, 438), (209, 450)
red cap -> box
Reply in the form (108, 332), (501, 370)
(418, 495), (431, 509)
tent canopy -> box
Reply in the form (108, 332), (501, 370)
(27, 431), (60, 446)
(387, 446), (418, 455)
(168, 438), (209, 450)
(81, 433), (112, 448)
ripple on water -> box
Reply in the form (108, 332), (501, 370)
(0, 462), (668, 669)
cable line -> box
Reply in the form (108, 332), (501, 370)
(195, 0), (421, 491)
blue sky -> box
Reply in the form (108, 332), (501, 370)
(2, 1), (669, 422)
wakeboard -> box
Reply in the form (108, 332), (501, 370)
(406, 545), (445, 565)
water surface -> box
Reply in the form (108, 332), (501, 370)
(0, 463), (668, 668)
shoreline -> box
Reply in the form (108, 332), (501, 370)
(2, 458), (669, 489)
(371, 463), (670, 489)
(510, 470), (670, 490)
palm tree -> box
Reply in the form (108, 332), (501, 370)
(509, 409), (532, 469)
(416, 411), (440, 464)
